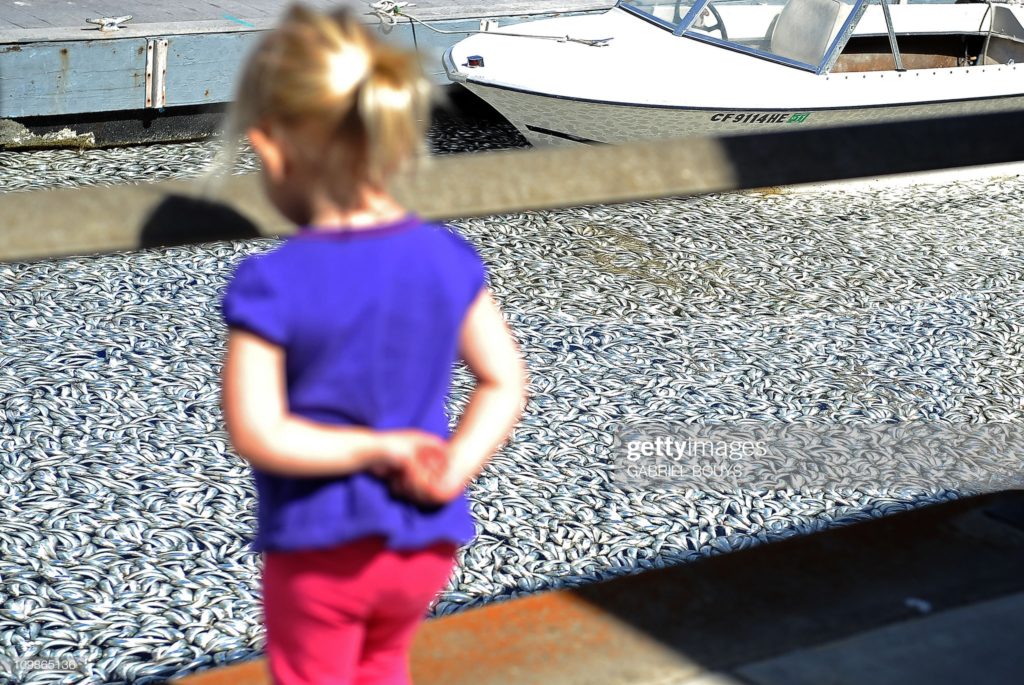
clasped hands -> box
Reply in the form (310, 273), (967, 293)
(371, 430), (465, 506)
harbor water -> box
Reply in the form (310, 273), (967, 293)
(0, 113), (1023, 683)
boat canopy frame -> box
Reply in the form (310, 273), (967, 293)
(617, 0), (894, 75)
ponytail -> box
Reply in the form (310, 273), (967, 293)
(212, 3), (434, 204)
(357, 42), (433, 187)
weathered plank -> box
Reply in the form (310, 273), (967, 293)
(5, 0), (187, 26)
(0, 1), (614, 43)
(1, 21), (281, 45)
(0, 2), (48, 29)
(163, 32), (262, 108)
(202, 0), (281, 20)
(0, 39), (148, 118)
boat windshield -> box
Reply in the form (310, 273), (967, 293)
(618, 1), (702, 30)
(620, 0), (868, 72)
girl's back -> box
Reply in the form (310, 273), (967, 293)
(224, 217), (485, 553)
(229, 218), (483, 432)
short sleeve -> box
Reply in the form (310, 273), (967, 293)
(221, 256), (289, 346)
(445, 228), (487, 313)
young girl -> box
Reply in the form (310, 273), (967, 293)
(217, 5), (528, 684)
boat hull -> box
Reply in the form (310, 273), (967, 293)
(462, 81), (1024, 146)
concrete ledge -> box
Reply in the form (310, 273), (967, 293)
(7, 110), (1024, 263)
(0, 134), (735, 262)
(173, 490), (1024, 685)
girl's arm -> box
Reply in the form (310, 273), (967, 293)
(221, 328), (438, 477)
(443, 289), (529, 490)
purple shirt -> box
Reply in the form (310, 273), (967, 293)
(221, 215), (484, 553)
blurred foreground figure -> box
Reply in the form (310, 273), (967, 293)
(218, 5), (528, 683)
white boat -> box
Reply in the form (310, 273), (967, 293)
(442, 0), (1024, 145)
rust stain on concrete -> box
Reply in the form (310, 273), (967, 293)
(173, 589), (676, 685)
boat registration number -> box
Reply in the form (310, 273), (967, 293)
(711, 112), (811, 124)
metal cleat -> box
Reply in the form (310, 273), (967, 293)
(85, 15), (133, 32)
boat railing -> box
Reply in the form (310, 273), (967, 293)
(619, 0), (921, 75)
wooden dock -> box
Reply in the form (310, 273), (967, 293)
(0, 0), (612, 139)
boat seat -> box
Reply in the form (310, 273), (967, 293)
(768, 0), (842, 66)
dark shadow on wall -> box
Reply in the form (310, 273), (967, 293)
(139, 194), (262, 250)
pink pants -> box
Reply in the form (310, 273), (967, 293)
(262, 535), (458, 685)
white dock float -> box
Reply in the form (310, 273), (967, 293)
(0, 0), (612, 122)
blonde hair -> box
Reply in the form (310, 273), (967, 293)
(211, 3), (433, 207)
